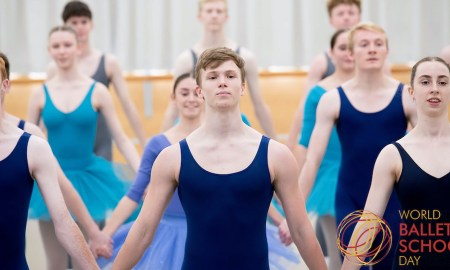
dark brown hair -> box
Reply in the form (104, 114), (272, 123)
(330, 29), (348, 49)
(410, 57), (450, 88)
(62, 1), (92, 22)
(173, 73), (193, 94)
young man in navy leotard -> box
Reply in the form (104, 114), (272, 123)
(112, 47), (327, 270)
(299, 22), (417, 269)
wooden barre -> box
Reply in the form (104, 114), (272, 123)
(7, 65), (447, 163)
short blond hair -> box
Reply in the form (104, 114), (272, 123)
(327, 0), (361, 17)
(195, 47), (245, 87)
(48, 25), (78, 42)
(198, 0), (227, 12)
(348, 22), (388, 51)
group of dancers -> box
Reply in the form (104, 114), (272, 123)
(0, 0), (449, 269)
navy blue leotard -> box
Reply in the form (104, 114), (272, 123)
(393, 142), (450, 269)
(0, 132), (33, 269)
(336, 84), (407, 269)
(178, 136), (273, 270)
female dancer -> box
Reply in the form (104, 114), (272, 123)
(27, 26), (140, 270)
(47, 0), (147, 160)
(286, 0), (361, 151)
(1, 52), (112, 258)
(298, 28), (354, 270)
(342, 57), (450, 268)
(298, 22), (417, 269)
(98, 73), (202, 269)
(0, 53), (98, 269)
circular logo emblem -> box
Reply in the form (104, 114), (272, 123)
(337, 210), (393, 265)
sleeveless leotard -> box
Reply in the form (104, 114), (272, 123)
(18, 119), (25, 130)
(321, 52), (336, 79)
(98, 134), (298, 269)
(336, 84), (407, 269)
(300, 85), (341, 216)
(91, 54), (113, 161)
(28, 82), (127, 221)
(0, 132), (33, 270)
(178, 136), (273, 269)
(92, 55), (110, 88)
(97, 134), (187, 269)
(126, 135), (184, 216)
(393, 142), (450, 269)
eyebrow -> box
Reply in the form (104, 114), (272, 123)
(206, 69), (237, 74)
(418, 75), (449, 79)
(358, 37), (384, 42)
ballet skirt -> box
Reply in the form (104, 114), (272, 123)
(28, 82), (129, 221)
(299, 85), (341, 216)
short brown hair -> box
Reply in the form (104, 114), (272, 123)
(62, 1), (92, 22)
(410, 57), (450, 88)
(198, 0), (228, 12)
(0, 52), (10, 80)
(327, 0), (361, 17)
(0, 59), (6, 81)
(195, 47), (246, 86)
(348, 22), (387, 52)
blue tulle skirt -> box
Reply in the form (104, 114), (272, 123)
(97, 215), (300, 269)
(266, 222), (302, 269)
(305, 158), (339, 217)
(98, 215), (186, 270)
(28, 155), (130, 221)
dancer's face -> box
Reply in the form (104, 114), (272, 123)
(173, 77), (204, 120)
(198, 0), (228, 31)
(329, 4), (360, 30)
(65, 16), (93, 44)
(351, 30), (388, 71)
(411, 61), (450, 116)
(331, 32), (354, 72)
(48, 30), (79, 70)
(197, 60), (245, 110)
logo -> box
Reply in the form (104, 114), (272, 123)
(337, 210), (393, 266)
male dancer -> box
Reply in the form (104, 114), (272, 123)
(112, 47), (327, 270)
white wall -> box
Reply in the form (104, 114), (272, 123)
(1, 0), (449, 73)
